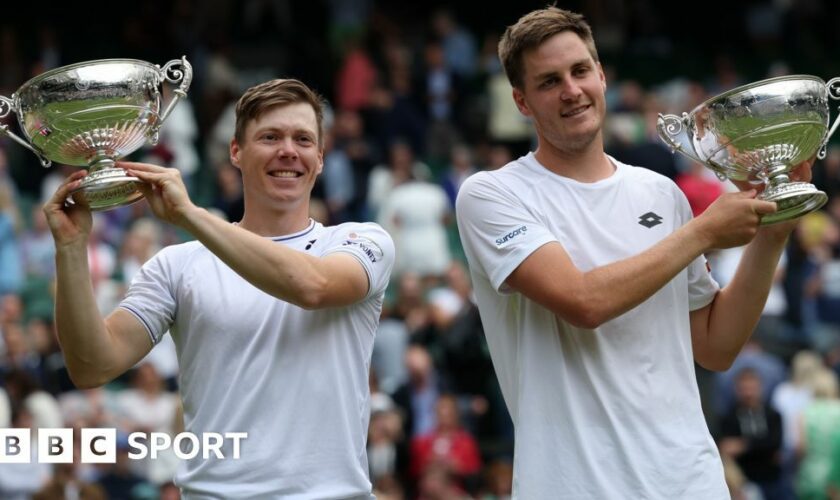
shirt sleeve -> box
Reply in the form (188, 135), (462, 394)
(456, 173), (557, 293)
(673, 184), (720, 310)
(322, 222), (396, 300)
(118, 248), (178, 345)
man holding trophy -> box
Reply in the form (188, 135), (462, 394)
(456, 6), (816, 499)
(41, 76), (394, 498)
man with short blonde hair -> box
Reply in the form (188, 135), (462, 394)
(45, 78), (394, 498)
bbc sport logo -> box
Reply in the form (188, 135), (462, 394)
(0, 428), (248, 463)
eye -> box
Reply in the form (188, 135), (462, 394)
(260, 133), (278, 141)
(297, 135), (314, 145)
(539, 76), (559, 89)
(573, 66), (591, 77)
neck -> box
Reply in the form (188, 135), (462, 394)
(534, 136), (614, 183)
(238, 200), (312, 237)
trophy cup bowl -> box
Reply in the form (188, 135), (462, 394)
(0, 57), (193, 211)
(657, 75), (833, 225)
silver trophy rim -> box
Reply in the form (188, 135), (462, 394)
(690, 74), (827, 116)
(16, 58), (161, 94)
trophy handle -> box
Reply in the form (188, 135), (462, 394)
(656, 113), (723, 177)
(0, 95), (51, 167)
(149, 56), (194, 144)
(819, 76), (840, 159)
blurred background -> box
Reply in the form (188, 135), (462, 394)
(2, 0), (840, 499)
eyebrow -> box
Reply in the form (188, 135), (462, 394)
(533, 59), (593, 81)
(252, 125), (316, 136)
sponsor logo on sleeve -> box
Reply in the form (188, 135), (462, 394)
(495, 226), (528, 247)
(342, 233), (384, 263)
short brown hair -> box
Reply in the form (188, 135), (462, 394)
(498, 7), (599, 89)
(234, 78), (326, 149)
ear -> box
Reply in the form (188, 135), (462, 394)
(512, 86), (532, 117)
(316, 149), (324, 175)
(597, 62), (607, 91)
(230, 138), (242, 170)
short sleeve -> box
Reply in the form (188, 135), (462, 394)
(118, 248), (178, 345)
(456, 173), (557, 293)
(673, 185), (720, 310)
(323, 222), (395, 300)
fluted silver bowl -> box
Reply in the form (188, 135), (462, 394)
(0, 57), (192, 210)
(658, 75), (832, 225)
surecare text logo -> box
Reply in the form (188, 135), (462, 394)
(496, 226), (528, 247)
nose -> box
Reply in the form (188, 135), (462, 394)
(559, 78), (583, 101)
(275, 137), (298, 159)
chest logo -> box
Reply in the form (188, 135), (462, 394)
(638, 212), (663, 228)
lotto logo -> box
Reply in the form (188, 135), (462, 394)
(0, 429), (247, 463)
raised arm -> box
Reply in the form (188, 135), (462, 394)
(45, 172), (153, 388)
(122, 162), (372, 310)
(504, 189), (775, 329)
(689, 161), (814, 370)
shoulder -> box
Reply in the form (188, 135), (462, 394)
(327, 221), (393, 242)
(322, 221), (395, 256)
(457, 161), (533, 206)
(154, 240), (205, 263)
(617, 158), (677, 186)
(614, 158), (685, 200)
(139, 240), (207, 279)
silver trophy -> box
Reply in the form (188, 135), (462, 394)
(657, 75), (840, 224)
(0, 57), (193, 211)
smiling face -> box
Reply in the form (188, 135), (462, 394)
(512, 31), (606, 157)
(229, 102), (323, 213)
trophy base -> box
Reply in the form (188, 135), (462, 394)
(759, 182), (828, 225)
(70, 168), (145, 211)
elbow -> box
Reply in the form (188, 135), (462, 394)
(558, 301), (608, 330)
(706, 360), (735, 373)
(566, 312), (603, 330)
(696, 353), (736, 372)
(296, 291), (325, 310)
(66, 365), (113, 390)
(293, 276), (331, 310)
(68, 371), (109, 390)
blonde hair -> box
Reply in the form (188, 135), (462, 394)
(790, 350), (823, 386)
(811, 369), (839, 399)
(234, 78), (326, 149)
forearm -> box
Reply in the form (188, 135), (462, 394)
(574, 219), (710, 326)
(179, 207), (329, 308)
(703, 226), (790, 360)
(54, 244), (117, 386)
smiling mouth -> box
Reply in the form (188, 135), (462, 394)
(561, 105), (590, 117)
(268, 170), (303, 178)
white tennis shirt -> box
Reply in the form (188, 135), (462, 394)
(120, 220), (394, 499)
(456, 154), (728, 499)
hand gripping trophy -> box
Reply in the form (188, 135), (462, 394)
(0, 57), (192, 211)
(657, 75), (840, 224)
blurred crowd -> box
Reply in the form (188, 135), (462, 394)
(2, 1), (840, 499)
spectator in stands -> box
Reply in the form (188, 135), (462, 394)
(797, 369), (840, 500)
(409, 393), (482, 489)
(367, 140), (432, 219)
(441, 144), (478, 207)
(719, 367), (786, 500)
(0, 180), (23, 296)
(393, 344), (446, 439)
(377, 170), (451, 278)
